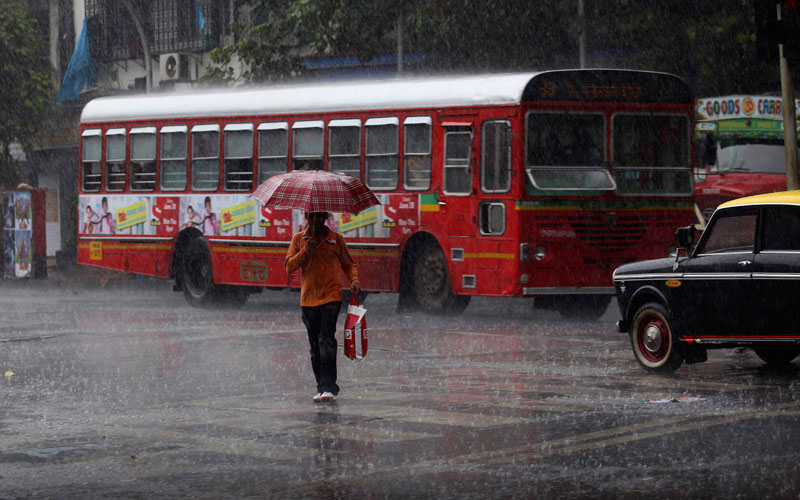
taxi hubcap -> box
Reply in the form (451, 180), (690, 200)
(643, 324), (663, 353)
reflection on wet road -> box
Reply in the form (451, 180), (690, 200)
(2, 281), (800, 498)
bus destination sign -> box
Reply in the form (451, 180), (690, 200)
(524, 70), (693, 104)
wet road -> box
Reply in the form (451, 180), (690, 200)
(3, 279), (800, 498)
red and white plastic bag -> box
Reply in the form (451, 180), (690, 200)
(344, 296), (367, 360)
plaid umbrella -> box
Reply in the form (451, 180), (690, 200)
(250, 170), (381, 215)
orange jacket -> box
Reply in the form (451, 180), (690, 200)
(285, 227), (359, 307)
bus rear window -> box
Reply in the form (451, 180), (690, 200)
(612, 113), (691, 195)
(82, 130), (102, 192)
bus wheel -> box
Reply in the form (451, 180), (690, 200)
(630, 302), (683, 373)
(412, 244), (452, 313)
(181, 237), (216, 307)
(557, 296), (611, 320)
(446, 294), (471, 313)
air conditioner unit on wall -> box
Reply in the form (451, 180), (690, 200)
(159, 53), (196, 84)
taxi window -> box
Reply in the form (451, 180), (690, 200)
(762, 206), (800, 251)
(698, 209), (757, 254)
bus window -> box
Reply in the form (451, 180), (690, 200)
(160, 125), (187, 191)
(404, 116), (431, 190)
(365, 117), (398, 190)
(481, 120), (511, 193)
(612, 113), (691, 195)
(82, 129), (102, 192)
(479, 202), (506, 235)
(292, 120), (324, 171)
(525, 111), (614, 191)
(329, 119), (361, 179)
(257, 122), (288, 183)
(224, 123), (254, 192)
(105, 128), (126, 192)
(191, 124), (220, 191)
(443, 130), (472, 195)
(130, 127), (156, 192)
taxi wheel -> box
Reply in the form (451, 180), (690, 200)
(630, 302), (683, 373)
(753, 344), (800, 366)
(181, 237), (216, 307)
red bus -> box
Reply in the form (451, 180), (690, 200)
(77, 69), (695, 318)
(694, 95), (800, 225)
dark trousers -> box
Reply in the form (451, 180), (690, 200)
(302, 301), (342, 395)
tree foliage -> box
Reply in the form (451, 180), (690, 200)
(0, 0), (53, 150)
(206, 0), (788, 96)
(0, 0), (53, 186)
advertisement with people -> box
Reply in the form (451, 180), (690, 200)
(3, 191), (33, 278)
(78, 193), (420, 240)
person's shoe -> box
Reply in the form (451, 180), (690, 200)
(312, 392), (323, 403)
(318, 391), (335, 402)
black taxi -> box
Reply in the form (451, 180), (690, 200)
(614, 190), (800, 372)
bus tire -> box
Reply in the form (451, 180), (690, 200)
(412, 244), (453, 313)
(181, 237), (216, 307)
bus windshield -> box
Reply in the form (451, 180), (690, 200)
(525, 111), (615, 191)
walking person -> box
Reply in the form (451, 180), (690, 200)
(285, 211), (359, 403)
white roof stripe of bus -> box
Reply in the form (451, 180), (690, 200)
(224, 123), (254, 131)
(366, 117), (399, 126)
(106, 128), (125, 136)
(82, 128), (101, 136)
(130, 126), (156, 134)
(404, 116), (432, 125)
(80, 73), (541, 124)
(192, 124), (220, 132)
(329, 119), (361, 128)
(161, 125), (188, 133)
(258, 122), (289, 131)
(293, 120), (324, 129)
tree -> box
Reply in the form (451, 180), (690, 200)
(0, 0), (53, 187)
(205, 0), (791, 98)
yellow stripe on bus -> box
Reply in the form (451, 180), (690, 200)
(420, 205), (440, 212)
(78, 243), (172, 251)
(464, 252), (515, 259)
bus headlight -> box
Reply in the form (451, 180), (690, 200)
(520, 273), (530, 284)
(534, 245), (547, 261)
(520, 243), (531, 263)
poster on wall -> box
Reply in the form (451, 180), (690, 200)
(3, 191), (33, 278)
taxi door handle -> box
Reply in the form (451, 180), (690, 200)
(737, 260), (752, 267)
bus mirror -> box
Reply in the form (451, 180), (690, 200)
(674, 225), (695, 250)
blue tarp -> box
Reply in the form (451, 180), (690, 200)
(54, 18), (95, 104)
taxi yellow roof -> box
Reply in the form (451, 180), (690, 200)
(718, 190), (800, 209)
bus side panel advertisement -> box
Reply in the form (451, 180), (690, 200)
(78, 193), (420, 240)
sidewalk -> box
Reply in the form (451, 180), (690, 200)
(2, 262), (167, 289)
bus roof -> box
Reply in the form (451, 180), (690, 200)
(80, 69), (691, 124)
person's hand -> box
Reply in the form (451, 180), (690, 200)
(304, 237), (318, 254)
(351, 282), (360, 295)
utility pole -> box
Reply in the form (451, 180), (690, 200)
(578, 0), (586, 68)
(397, 12), (404, 75)
(778, 3), (799, 189)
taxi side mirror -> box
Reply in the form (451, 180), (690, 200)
(675, 225), (696, 250)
